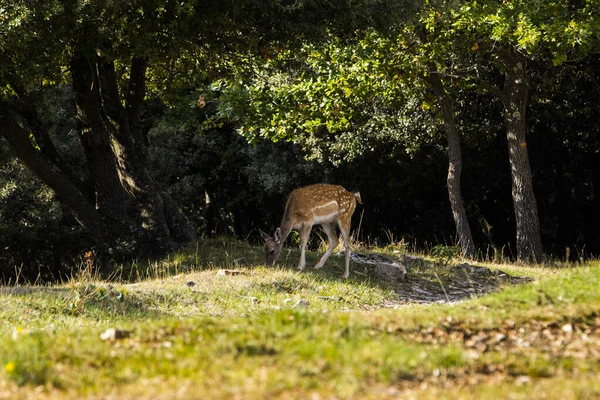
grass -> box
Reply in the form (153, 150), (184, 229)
(1, 238), (600, 399)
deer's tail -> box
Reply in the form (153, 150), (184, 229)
(353, 191), (363, 205)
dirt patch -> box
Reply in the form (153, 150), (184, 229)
(349, 253), (533, 304)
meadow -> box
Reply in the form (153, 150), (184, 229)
(1, 239), (599, 399)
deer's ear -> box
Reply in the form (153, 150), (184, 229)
(259, 229), (271, 241)
(274, 228), (281, 243)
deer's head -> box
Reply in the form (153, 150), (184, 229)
(260, 228), (283, 267)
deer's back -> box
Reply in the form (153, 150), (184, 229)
(283, 184), (356, 225)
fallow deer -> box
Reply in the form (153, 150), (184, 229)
(260, 184), (362, 279)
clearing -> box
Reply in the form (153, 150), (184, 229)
(1, 239), (599, 399)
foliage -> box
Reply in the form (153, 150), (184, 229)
(2, 0), (600, 273)
(147, 93), (264, 237)
(223, 30), (440, 165)
(0, 150), (88, 280)
(414, 0), (600, 91)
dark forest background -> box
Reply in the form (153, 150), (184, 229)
(1, 0), (599, 281)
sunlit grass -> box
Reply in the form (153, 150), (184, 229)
(1, 238), (599, 399)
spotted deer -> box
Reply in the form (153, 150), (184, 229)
(260, 184), (362, 279)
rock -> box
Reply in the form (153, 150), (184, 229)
(293, 299), (310, 308)
(374, 263), (409, 282)
(561, 323), (573, 334)
(344, 251), (409, 281)
(100, 328), (132, 341)
(412, 286), (433, 296)
(400, 254), (432, 268)
(456, 263), (492, 277)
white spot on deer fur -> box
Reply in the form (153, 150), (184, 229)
(315, 200), (337, 209)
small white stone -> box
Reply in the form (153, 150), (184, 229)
(293, 299), (310, 308)
(561, 324), (573, 334)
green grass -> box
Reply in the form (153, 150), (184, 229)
(1, 238), (600, 399)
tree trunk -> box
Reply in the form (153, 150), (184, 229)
(499, 48), (542, 263)
(427, 65), (477, 259)
(591, 153), (600, 252)
(70, 52), (196, 257)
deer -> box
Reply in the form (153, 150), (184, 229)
(259, 183), (362, 279)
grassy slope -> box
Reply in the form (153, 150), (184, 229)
(1, 239), (599, 399)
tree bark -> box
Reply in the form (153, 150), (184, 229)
(427, 66), (477, 259)
(70, 51), (196, 257)
(70, 53), (134, 221)
(499, 47), (543, 263)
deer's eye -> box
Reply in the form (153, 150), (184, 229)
(270, 249), (275, 254)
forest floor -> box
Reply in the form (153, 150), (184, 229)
(1, 238), (599, 399)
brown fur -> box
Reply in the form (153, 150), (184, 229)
(260, 184), (361, 279)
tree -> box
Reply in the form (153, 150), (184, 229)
(0, 0), (417, 262)
(0, 0), (198, 259)
(425, 62), (477, 258)
(426, 0), (600, 262)
(407, 17), (478, 258)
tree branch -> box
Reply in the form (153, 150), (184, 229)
(97, 58), (123, 123)
(5, 71), (65, 168)
(126, 57), (147, 127)
(479, 80), (509, 105)
(0, 110), (105, 238)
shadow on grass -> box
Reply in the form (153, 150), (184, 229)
(0, 238), (536, 317)
(269, 247), (534, 305)
(0, 284), (169, 321)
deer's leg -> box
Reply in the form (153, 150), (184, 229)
(314, 222), (338, 270)
(298, 223), (312, 271)
(338, 220), (351, 279)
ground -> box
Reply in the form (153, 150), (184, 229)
(0, 239), (599, 399)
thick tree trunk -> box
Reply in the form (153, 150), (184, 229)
(70, 52), (196, 257)
(499, 48), (543, 263)
(427, 66), (477, 259)
(70, 52), (144, 257)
